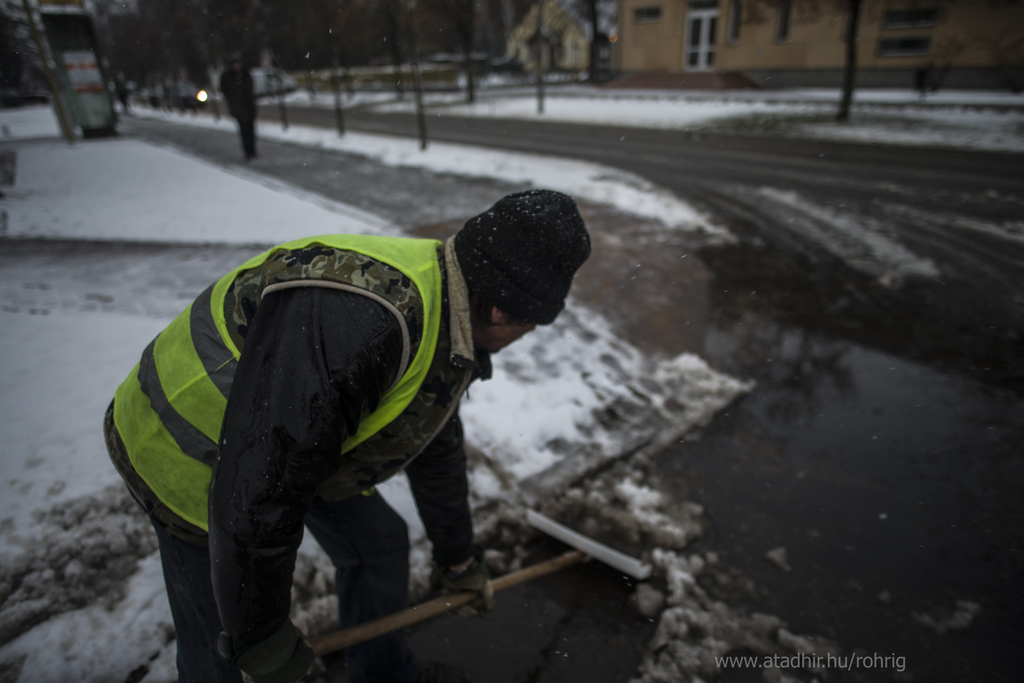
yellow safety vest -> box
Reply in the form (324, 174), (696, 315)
(113, 235), (443, 530)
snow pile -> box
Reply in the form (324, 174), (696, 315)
(0, 485), (156, 646)
(521, 456), (842, 683)
(540, 461), (705, 552)
(460, 304), (755, 498)
(463, 451), (849, 683)
(632, 545), (841, 683)
(633, 550), (782, 683)
(133, 108), (727, 239)
(764, 547), (793, 573)
(0, 487), (174, 683)
(289, 540), (343, 639)
(912, 600), (981, 634)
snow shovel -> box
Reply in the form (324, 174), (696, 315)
(309, 510), (651, 658)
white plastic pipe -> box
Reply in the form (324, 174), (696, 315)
(526, 509), (652, 580)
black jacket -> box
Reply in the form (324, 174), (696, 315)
(219, 67), (256, 122)
(208, 286), (478, 649)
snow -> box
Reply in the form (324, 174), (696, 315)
(0, 515), (170, 683)
(765, 547), (793, 573)
(131, 108), (726, 239)
(467, 309), (754, 499)
(374, 88), (1024, 153)
(877, 198), (1024, 246)
(794, 106), (1024, 152)
(384, 92), (798, 127)
(2, 137), (394, 243)
(0, 106), (62, 142)
(912, 600), (982, 634)
(0, 313), (165, 551)
(0, 107), (753, 681)
(744, 186), (941, 286)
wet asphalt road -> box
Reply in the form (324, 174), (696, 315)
(117, 113), (1024, 682)
(264, 102), (1024, 375)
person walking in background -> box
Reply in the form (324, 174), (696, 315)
(219, 53), (257, 160)
(114, 72), (130, 113)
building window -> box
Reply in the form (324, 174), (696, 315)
(878, 37), (931, 56)
(728, 0), (741, 44)
(634, 6), (662, 23)
(883, 9), (938, 28)
(776, 0), (790, 42)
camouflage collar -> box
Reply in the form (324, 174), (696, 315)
(444, 236), (476, 370)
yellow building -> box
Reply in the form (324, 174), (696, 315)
(616, 0), (1024, 89)
(508, 0), (592, 73)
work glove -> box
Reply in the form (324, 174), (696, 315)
(220, 620), (315, 683)
(433, 545), (494, 617)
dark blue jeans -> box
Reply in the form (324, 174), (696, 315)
(152, 491), (419, 683)
(236, 119), (256, 159)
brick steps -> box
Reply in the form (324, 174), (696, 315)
(602, 71), (758, 90)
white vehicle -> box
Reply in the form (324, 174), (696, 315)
(249, 68), (298, 98)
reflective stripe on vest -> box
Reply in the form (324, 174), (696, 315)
(114, 235), (443, 530)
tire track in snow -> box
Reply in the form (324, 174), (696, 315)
(731, 185), (940, 287)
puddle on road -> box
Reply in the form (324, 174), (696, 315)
(667, 313), (1022, 682)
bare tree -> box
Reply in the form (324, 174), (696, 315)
(432, 0), (477, 102)
(836, 0), (860, 121)
(565, 0), (601, 82)
(370, 0), (408, 97)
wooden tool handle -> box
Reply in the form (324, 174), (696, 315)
(310, 549), (587, 657)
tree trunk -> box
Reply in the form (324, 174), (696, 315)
(332, 57), (345, 136)
(464, 43), (475, 103)
(536, 0), (545, 114)
(837, 0), (860, 122)
(587, 0), (600, 83)
(276, 72), (289, 131)
(462, 1), (475, 104)
(389, 11), (405, 99)
(392, 46), (404, 99)
(407, 0), (428, 148)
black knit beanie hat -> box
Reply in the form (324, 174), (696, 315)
(454, 189), (591, 325)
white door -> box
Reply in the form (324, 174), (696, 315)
(685, 6), (719, 71)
